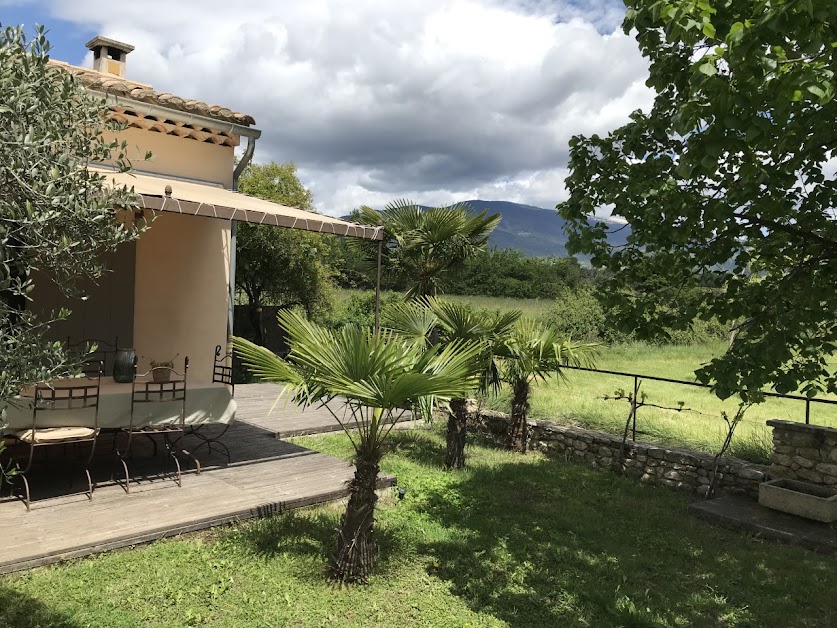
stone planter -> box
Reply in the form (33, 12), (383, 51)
(759, 478), (837, 523)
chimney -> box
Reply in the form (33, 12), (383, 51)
(85, 36), (134, 78)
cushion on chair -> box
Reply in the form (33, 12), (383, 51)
(15, 427), (97, 444)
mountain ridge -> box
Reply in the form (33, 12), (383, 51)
(461, 199), (628, 258)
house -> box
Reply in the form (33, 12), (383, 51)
(29, 36), (382, 388)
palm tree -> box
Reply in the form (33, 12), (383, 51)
(498, 319), (597, 453)
(382, 297), (521, 469)
(430, 299), (521, 468)
(233, 310), (480, 583)
(353, 200), (501, 298)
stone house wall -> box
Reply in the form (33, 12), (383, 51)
(767, 419), (837, 486)
(476, 410), (768, 497)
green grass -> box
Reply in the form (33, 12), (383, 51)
(485, 342), (837, 463)
(3, 427), (837, 627)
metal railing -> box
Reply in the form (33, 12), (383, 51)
(561, 364), (837, 441)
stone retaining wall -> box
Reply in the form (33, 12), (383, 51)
(768, 419), (837, 486)
(476, 410), (768, 497)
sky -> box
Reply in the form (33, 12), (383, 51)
(1, 0), (653, 216)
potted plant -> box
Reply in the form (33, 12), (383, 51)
(150, 354), (178, 383)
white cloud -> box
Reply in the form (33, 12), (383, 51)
(42, 0), (651, 214)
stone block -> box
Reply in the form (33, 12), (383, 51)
(796, 468), (823, 484)
(773, 445), (795, 455)
(815, 463), (837, 477)
(735, 467), (765, 482)
(573, 441), (588, 451)
(663, 470), (683, 482)
(647, 447), (665, 459)
(697, 476), (710, 485)
(797, 447), (822, 461)
(771, 453), (794, 467)
(792, 455), (815, 469)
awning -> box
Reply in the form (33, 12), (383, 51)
(96, 168), (383, 240)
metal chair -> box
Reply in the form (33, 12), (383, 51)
(9, 363), (103, 511)
(66, 337), (119, 376)
(116, 356), (199, 493)
(181, 344), (234, 463)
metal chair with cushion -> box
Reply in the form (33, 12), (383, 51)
(10, 363), (103, 511)
(116, 356), (200, 493)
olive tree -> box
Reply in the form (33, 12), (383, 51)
(1, 25), (140, 409)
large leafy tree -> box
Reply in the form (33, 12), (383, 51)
(558, 0), (837, 400)
(235, 162), (336, 337)
(352, 200), (501, 298)
(0, 25), (140, 409)
(233, 312), (480, 583)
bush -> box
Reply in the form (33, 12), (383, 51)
(545, 287), (729, 346)
(321, 291), (404, 329)
(545, 288), (630, 343)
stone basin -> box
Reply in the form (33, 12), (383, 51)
(759, 478), (837, 523)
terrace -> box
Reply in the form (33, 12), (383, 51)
(0, 384), (396, 574)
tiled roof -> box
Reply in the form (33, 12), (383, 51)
(49, 60), (256, 127)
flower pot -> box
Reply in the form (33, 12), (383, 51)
(113, 348), (136, 383)
(152, 367), (172, 383)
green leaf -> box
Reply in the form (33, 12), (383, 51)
(698, 61), (716, 76)
(728, 21), (744, 44)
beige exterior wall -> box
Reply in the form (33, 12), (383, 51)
(28, 243), (137, 355)
(133, 212), (231, 381)
(102, 128), (234, 187)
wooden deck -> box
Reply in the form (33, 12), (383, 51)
(234, 383), (416, 437)
(0, 386), (397, 574)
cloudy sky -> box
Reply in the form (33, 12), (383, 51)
(3, 0), (653, 215)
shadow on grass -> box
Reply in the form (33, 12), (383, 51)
(0, 587), (82, 628)
(221, 496), (411, 582)
(390, 433), (837, 628)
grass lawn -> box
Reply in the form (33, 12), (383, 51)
(485, 342), (837, 463)
(3, 426), (836, 627)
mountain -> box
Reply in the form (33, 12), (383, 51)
(462, 200), (630, 258)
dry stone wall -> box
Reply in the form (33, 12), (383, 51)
(476, 410), (767, 497)
(768, 419), (837, 486)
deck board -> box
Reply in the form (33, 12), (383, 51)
(234, 383), (415, 437)
(0, 388), (398, 574)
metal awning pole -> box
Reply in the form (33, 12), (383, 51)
(374, 237), (383, 335)
(229, 136), (257, 341)
(227, 219), (237, 338)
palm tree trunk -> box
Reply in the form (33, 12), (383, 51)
(445, 397), (470, 469)
(332, 449), (381, 583)
(507, 379), (530, 453)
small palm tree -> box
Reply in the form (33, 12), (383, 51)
(233, 310), (480, 583)
(353, 200), (501, 298)
(430, 299), (521, 468)
(382, 297), (521, 469)
(498, 319), (597, 453)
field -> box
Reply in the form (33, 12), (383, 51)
(485, 342), (837, 463)
(334, 291), (837, 462)
(3, 427), (836, 627)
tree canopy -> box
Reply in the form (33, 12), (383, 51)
(0, 25), (140, 406)
(558, 0), (837, 400)
(352, 200), (501, 298)
(235, 162), (335, 318)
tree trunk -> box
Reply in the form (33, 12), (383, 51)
(332, 452), (381, 583)
(445, 398), (471, 469)
(507, 379), (530, 453)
